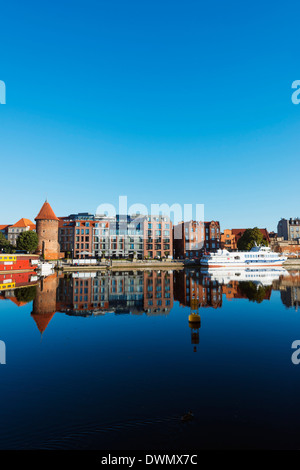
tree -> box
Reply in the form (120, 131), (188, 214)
(237, 227), (268, 251)
(0, 233), (15, 253)
(16, 230), (38, 253)
(15, 286), (37, 303)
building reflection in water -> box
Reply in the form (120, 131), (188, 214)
(31, 273), (59, 336)
(1, 268), (300, 341)
(273, 271), (300, 310)
(56, 270), (173, 317)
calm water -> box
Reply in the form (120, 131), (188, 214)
(0, 267), (300, 450)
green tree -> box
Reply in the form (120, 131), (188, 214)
(16, 230), (38, 253)
(0, 233), (15, 253)
(237, 227), (268, 251)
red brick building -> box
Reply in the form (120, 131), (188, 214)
(173, 220), (204, 259)
(59, 216), (98, 259)
(204, 221), (221, 252)
(173, 220), (220, 259)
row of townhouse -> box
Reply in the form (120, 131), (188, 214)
(58, 212), (220, 259)
(58, 213), (173, 259)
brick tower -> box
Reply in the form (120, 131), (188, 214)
(35, 200), (60, 260)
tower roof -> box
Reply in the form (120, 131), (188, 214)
(35, 201), (59, 221)
(31, 312), (55, 334)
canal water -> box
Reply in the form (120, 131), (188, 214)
(0, 267), (299, 450)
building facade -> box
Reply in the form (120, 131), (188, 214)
(7, 218), (36, 246)
(143, 215), (172, 259)
(204, 221), (221, 252)
(59, 213), (172, 259)
(173, 220), (204, 259)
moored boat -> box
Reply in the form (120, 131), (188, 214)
(0, 254), (39, 272)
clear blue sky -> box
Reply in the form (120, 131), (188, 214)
(0, 0), (299, 232)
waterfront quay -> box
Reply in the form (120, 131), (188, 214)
(60, 259), (184, 273)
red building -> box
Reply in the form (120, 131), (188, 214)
(0, 270), (38, 293)
(173, 220), (204, 259)
(204, 221), (221, 252)
(173, 220), (220, 259)
(0, 254), (39, 272)
(58, 216), (100, 259)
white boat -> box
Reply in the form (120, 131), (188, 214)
(200, 244), (287, 269)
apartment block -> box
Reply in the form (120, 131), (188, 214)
(277, 218), (300, 241)
(58, 212), (172, 259)
(143, 215), (172, 259)
(108, 214), (145, 259)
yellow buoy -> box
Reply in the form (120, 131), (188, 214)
(188, 313), (201, 324)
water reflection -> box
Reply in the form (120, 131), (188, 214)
(1, 267), (300, 336)
(1, 266), (300, 449)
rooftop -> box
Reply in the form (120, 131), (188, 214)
(11, 218), (35, 230)
(35, 201), (59, 221)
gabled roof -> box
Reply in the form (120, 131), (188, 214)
(0, 224), (10, 231)
(11, 218), (35, 229)
(35, 201), (59, 221)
